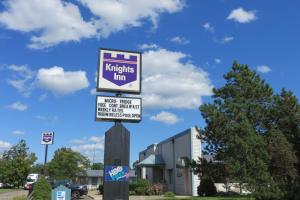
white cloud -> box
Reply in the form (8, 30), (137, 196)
(214, 58), (221, 64)
(71, 135), (105, 162)
(216, 36), (234, 44)
(79, 0), (185, 37)
(0, 0), (97, 49)
(138, 43), (159, 50)
(0, 0), (185, 49)
(6, 64), (34, 96)
(36, 66), (89, 95)
(0, 140), (11, 149)
(227, 7), (257, 23)
(7, 102), (28, 111)
(90, 88), (97, 95)
(142, 48), (213, 109)
(150, 111), (181, 125)
(256, 65), (271, 73)
(203, 22), (214, 32)
(12, 130), (25, 135)
(170, 36), (190, 45)
(38, 93), (48, 101)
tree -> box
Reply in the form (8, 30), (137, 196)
(30, 163), (44, 174)
(0, 140), (36, 187)
(91, 162), (103, 170)
(48, 147), (90, 180)
(194, 62), (298, 199)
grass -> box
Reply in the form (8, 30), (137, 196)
(159, 197), (254, 200)
(0, 189), (16, 194)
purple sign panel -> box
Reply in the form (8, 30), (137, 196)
(102, 53), (137, 86)
(97, 49), (141, 94)
(41, 132), (54, 145)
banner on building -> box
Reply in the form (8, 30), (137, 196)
(96, 95), (141, 122)
(97, 48), (141, 94)
(41, 132), (54, 145)
(104, 166), (130, 182)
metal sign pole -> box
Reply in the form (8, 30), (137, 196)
(44, 144), (48, 175)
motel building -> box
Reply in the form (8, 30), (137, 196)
(135, 127), (201, 196)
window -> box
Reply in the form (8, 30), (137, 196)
(168, 169), (173, 184)
(92, 177), (98, 186)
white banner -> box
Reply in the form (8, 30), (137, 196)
(96, 96), (142, 122)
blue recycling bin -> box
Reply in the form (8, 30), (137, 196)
(51, 185), (71, 200)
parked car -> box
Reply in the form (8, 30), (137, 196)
(0, 183), (3, 188)
(51, 180), (88, 199)
(24, 173), (40, 190)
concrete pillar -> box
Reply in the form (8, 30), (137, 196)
(142, 167), (146, 179)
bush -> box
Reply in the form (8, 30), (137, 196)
(13, 197), (26, 200)
(197, 177), (217, 196)
(129, 183), (138, 192)
(135, 186), (148, 195)
(148, 183), (163, 195)
(134, 179), (150, 195)
(129, 190), (136, 195)
(98, 184), (103, 194)
(163, 192), (175, 198)
(32, 177), (52, 200)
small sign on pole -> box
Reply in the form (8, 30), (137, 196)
(105, 166), (130, 182)
(41, 132), (54, 145)
(96, 95), (142, 122)
(97, 48), (142, 94)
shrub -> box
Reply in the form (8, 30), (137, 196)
(148, 183), (163, 195)
(32, 177), (52, 200)
(13, 197), (26, 200)
(164, 192), (175, 198)
(135, 186), (148, 195)
(198, 177), (217, 196)
(129, 183), (138, 192)
(134, 179), (150, 195)
(98, 184), (103, 194)
(129, 190), (136, 195)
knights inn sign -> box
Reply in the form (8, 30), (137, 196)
(97, 48), (142, 94)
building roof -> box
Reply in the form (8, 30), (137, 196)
(136, 154), (165, 167)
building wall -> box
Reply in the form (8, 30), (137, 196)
(137, 127), (201, 196)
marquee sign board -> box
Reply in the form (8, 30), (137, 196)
(104, 166), (130, 182)
(97, 48), (142, 94)
(41, 132), (54, 145)
(96, 96), (142, 122)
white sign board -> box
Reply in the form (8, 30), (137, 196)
(41, 132), (54, 145)
(97, 48), (141, 94)
(56, 191), (65, 200)
(96, 96), (142, 122)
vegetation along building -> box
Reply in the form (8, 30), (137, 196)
(135, 127), (201, 196)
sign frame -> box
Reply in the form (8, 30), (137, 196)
(41, 132), (55, 145)
(95, 95), (142, 123)
(97, 48), (142, 94)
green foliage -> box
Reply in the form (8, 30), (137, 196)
(47, 147), (90, 180)
(30, 163), (44, 174)
(32, 177), (51, 200)
(163, 191), (175, 198)
(193, 62), (299, 200)
(198, 177), (217, 196)
(91, 162), (103, 170)
(0, 140), (36, 188)
(12, 196), (27, 200)
(134, 179), (150, 195)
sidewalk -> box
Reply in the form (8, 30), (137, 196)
(88, 190), (191, 200)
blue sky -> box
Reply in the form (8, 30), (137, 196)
(0, 0), (299, 166)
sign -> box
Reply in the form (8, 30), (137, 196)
(96, 96), (141, 122)
(41, 132), (54, 145)
(51, 185), (71, 200)
(57, 191), (66, 200)
(97, 48), (141, 94)
(105, 166), (130, 182)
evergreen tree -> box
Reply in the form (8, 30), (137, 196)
(195, 62), (298, 199)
